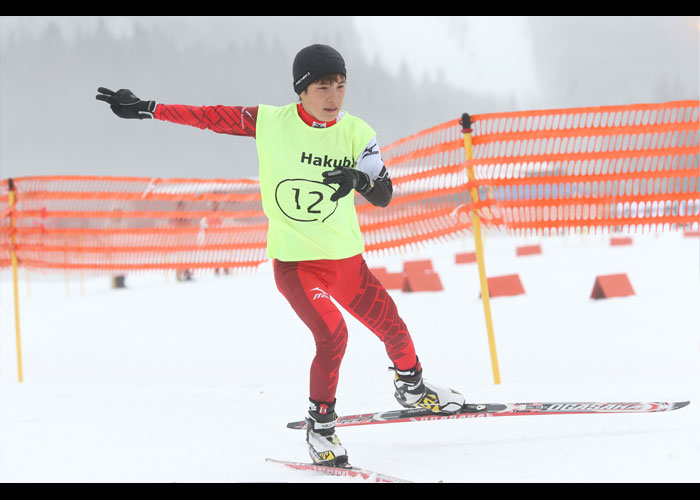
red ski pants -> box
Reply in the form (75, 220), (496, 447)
(273, 254), (418, 404)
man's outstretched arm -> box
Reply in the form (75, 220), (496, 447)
(96, 87), (257, 137)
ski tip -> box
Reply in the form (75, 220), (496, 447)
(672, 401), (690, 410)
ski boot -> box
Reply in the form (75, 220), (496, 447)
(305, 399), (349, 467)
(390, 359), (465, 414)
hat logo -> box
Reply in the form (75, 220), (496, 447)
(295, 71), (311, 87)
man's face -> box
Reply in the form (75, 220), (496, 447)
(300, 76), (346, 122)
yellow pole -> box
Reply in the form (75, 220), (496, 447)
(8, 179), (24, 383)
(461, 114), (501, 385)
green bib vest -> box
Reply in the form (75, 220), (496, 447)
(256, 103), (377, 261)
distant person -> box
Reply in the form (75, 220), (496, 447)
(172, 200), (194, 282)
(210, 200), (230, 276)
(111, 275), (126, 288)
(108, 208), (127, 288)
(96, 44), (464, 468)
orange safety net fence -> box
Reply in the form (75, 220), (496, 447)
(0, 177), (268, 274)
(370, 99), (698, 242)
(466, 100), (699, 235)
(1, 100), (698, 274)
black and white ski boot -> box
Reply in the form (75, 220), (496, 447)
(390, 360), (465, 414)
(305, 399), (349, 467)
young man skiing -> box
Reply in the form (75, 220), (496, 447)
(96, 43), (465, 467)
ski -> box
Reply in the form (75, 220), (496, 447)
(286, 401), (689, 429)
(265, 458), (412, 483)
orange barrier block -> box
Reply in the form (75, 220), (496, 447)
(455, 252), (477, 264)
(369, 267), (404, 290)
(591, 273), (635, 299)
(516, 244), (542, 256)
(403, 269), (443, 292)
(479, 274), (525, 298)
(369, 266), (386, 276)
(610, 237), (633, 246)
(401, 261), (442, 292)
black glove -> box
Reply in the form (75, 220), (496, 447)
(95, 87), (156, 119)
(322, 167), (372, 202)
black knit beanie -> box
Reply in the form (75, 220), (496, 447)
(293, 44), (346, 95)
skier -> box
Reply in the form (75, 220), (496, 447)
(96, 43), (465, 467)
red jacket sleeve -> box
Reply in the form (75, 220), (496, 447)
(154, 104), (258, 137)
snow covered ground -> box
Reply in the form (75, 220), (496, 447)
(1, 230), (699, 483)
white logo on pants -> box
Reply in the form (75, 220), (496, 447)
(309, 287), (330, 301)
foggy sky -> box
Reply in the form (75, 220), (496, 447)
(1, 16), (698, 181)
